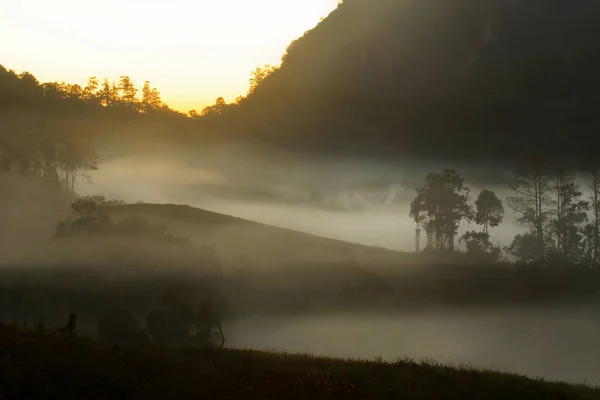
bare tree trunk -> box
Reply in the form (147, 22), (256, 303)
(71, 170), (77, 193)
(555, 175), (562, 253)
(64, 170), (70, 192)
(584, 169), (600, 268)
(535, 173), (545, 259)
(426, 229), (433, 249)
(507, 164), (552, 263)
(590, 174), (600, 268)
(217, 323), (225, 350)
(415, 224), (421, 252)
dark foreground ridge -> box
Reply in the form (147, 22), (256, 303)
(0, 330), (597, 400)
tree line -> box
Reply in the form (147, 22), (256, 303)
(0, 63), (278, 120)
(410, 164), (600, 268)
(0, 63), (279, 193)
(0, 66), (177, 116)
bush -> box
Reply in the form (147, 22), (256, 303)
(146, 290), (224, 349)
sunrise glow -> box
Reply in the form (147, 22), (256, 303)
(0, 0), (340, 112)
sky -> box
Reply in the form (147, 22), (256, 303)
(0, 0), (340, 112)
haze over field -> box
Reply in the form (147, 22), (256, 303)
(78, 143), (525, 252)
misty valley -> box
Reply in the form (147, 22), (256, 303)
(3, 0), (600, 397)
(2, 144), (600, 389)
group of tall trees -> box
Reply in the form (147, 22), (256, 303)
(0, 63), (280, 121)
(0, 61), (284, 195)
(0, 65), (173, 116)
(505, 164), (600, 266)
(410, 165), (600, 268)
(409, 170), (503, 259)
(0, 135), (98, 193)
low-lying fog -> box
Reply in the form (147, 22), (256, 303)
(70, 141), (600, 386)
(81, 141), (525, 251)
(225, 307), (600, 386)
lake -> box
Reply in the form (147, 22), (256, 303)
(225, 306), (600, 386)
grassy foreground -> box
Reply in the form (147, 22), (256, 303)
(0, 332), (598, 400)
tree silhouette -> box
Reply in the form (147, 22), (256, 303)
(82, 77), (99, 102)
(583, 166), (600, 267)
(55, 195), (112, 237)
(507, 163), (554, 262)
(201, 97), (233, 117)
(453, 189), (504, 259)
(141, 81), (162, 112)
(118, 76), (138, 109)
(505, 232), (545, 263)
(248, 65), (278, 94)
(549, 169), (588, 262)
(409, 169), (472, 251)
(409, 196), (425, 252)
(146, 290), (224, 349)
(97, 78), (119, 107)
(459, 230), (501, 261)
(58, 140), (98, 193)
(475, 189), (504, 234)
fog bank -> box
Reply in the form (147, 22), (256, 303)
(226, 307), (600, 386)
(80, 143), (526, 251)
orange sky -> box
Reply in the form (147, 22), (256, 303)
(0, 0), (340, 112)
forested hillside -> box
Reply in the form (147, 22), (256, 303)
(3, 0), (600, 164)
(228, 0), (600, 163)
(0, 65), (235, 184)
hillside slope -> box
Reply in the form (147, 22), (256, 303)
(108, 203), (408, 270)
(231, 0), (600, 163)
(2, 333), (598, 400)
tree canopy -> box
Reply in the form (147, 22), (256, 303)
(409, 169), (472, 252)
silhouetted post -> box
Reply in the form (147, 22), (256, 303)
(56, 313), (78, 336)
(66, 313), (77, 330)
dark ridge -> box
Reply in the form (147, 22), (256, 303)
(227, 0), (600, 164)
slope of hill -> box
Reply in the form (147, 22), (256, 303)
(230, 0), (600, 163)
(2, 332), (598, 400)
(107, 203), (408, 270)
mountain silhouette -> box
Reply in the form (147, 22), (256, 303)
(231, 0), (600, 164)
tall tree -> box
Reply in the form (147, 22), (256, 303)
(141, 81), (162, 112)
(507, 163), (553, 261)
(97, 78), (119, 107)
(118, 76), (138, 107)
(583, 166), (600, 267)
(409, 169), (472, 251)
(550, 169), (588, 261)
(460, 189), (504, 258)
(65, 84), (84, 101)
(409, 195), (425, 252)
(58, 140), (98, 193)
(475, 189), (504, 234)
(83, 77), (99, 102)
